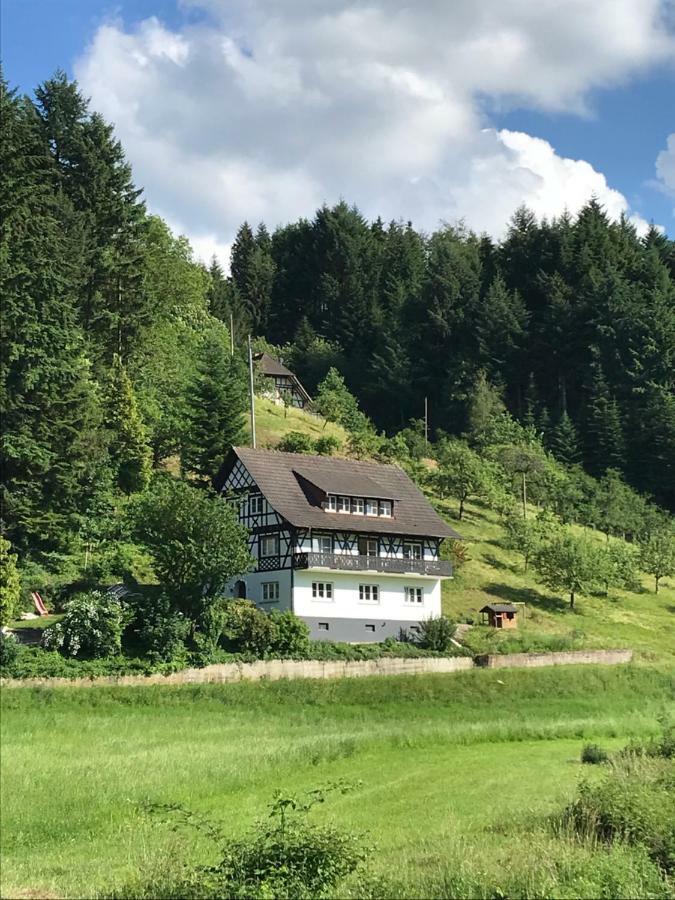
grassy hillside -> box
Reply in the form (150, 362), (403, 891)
(248, 397), (348, 449)
(2, 667), (673, 899)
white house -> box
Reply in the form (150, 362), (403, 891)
(214, 447), (460, 642)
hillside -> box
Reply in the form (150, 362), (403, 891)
(256, 404), (675, 664)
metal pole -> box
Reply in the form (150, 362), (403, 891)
(424, 396), (428, 448)
(248, 335), (257, 449)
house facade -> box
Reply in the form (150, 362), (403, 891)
(254, 352), (312, 409)
(215, 447), (460, 642)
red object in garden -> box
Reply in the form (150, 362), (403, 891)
(31, 592), (49, 616)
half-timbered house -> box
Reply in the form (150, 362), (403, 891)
(214, 447), (460, 641)
(254, 352), (311, 409)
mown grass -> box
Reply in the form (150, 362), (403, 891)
(1, 666), (673, 898)
(250, 397), (347, 450)
(438, 497), (675, 665)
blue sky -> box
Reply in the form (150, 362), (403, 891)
(4, 0), (674, 258)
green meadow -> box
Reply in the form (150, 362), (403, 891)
(2, 666), (673, 898)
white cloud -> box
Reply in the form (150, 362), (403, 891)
(656, 133), (675, 200)
(74, 2), (672, 263)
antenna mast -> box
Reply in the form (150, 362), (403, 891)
(248, 335), (257, 449)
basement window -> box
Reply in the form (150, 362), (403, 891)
(364, 624), (376, 633)
(318, 622), (330, 631)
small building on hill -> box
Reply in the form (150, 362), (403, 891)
(254, 352), (312, 409)
(480, 603), (518, 629)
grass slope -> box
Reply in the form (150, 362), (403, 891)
(248, 397), (348, 450)
(2, 667), (673, 898)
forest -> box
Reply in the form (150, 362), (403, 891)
(1, 70), (674, 605)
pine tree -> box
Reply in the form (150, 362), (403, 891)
(476, 274), (528, 381)
(584, 359), (626, 475)
(183, 331), (247, 481)
(550, 411), (581, 465)
(105, 355), (152, 494)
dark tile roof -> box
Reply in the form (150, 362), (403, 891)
(480, 603), (518, 613)
(292, 464), (399, 499)
(220, 447), (461, 539)
(253, 353), (312, 402)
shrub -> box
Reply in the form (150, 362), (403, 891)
(222, 599), (280, 656)
(0, 537), (21, 625)
(277, 431), (314, 454)
(269, 610), (310, 657)
(143, 784), (368, 899)
(0, 631), (19, 670)
(415, 615), (456, 651)
(129, 592), (190, 664)
(581, 743), (608, 764)
(313, 435), (341, 456)
(41, 590), (128, 659)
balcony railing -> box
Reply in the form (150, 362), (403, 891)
(292, 552), (453, 577)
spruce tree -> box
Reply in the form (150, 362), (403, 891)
(105, 355), (152, 494)
(183, 331), (247, 481)
(584, 360), (626, 475)
(550, 411), (581, 465)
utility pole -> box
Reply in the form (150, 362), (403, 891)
(424, 396), (429, 449)
(248, 335), (257, 449)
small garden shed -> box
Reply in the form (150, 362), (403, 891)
(480, 603), (518, 629)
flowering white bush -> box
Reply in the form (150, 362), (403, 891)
(42, 591), (127, 659)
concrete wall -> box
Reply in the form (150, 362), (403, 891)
(1, 655), (474, 689)
(475, 649), (633, 669)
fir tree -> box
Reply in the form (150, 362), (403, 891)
(183, 331), (247, 481)
(584, 359), (626, 475)
(105, 355), (152, 494)
(550, 411), (581, 465)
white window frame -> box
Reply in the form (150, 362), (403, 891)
(314, 533), (333, 554)
(326, 494), (337, 512)
(359, 583), (380, 604)
(312, 582), (334, 602)
(260, 534), (279, 557)
(338, 495), (351, 513)
(249, 495), (264, 516)
(366, 498), (379, 516)
(261, 582), (280, 603)
(353, 497), (365, 515)
(403, 541), (422, 560)
(379, 500), (392, 517)
(404, 586), (423, 604)
(363, 538), (378, 558)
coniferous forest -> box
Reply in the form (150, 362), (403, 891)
(2, 71), (674, 593)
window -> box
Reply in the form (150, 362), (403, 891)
(379, 500), (392, 517)
(364, 624), (376, 633)
(366, 498), (379, 516)
(359, 584), (379, 604)
(261, 582), (279, 602)
(314, 534), (333, 554)
(353, 497), (364, 515)
(318, 622), (330, 631)
(312, 582), (333, 601)
(405, 586), (423, 604)
(338, 496), (351, 513)
(249, 495), (263, 515)
(260, 534), (279, 557)
(365, 538), (378, 558)
(327, 495), (337, 512)
(403, 542), (422, 560)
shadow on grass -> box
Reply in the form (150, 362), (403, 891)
(482, 553), (515, 573)
(484, 582), (569, 613)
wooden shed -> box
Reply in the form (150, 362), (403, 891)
(480, 603), (518, 629)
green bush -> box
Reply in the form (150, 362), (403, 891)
(128, 593), (190, 664)
(581, 743), (608, 764)
(222, 599), (280, 656)
(277, 432), (314, 454)
(269, 609), (310, 657)
(41, 591), (128, 659)
(415, 615), (456, 651)
(313, 435), (341, 456)
(0, 631), (20, 669)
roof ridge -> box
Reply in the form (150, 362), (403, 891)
(233, 446), (402, 471)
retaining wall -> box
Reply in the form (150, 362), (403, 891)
(475, 648), (633, 669)
(0, 649), (634, 688)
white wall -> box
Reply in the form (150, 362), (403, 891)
(292, 571), (441, 621)
(224, 569), (292, 611)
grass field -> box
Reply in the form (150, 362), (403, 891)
(2, 666), (673, 898)
(250, 397), (348, 450)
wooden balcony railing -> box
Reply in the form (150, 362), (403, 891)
(292, 552), (453, 577)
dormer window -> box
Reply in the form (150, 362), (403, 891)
(366, 499), (379, 516)
(338, 496), (351, 513)
(327, 495), (337, 512)
(353, 498), (364, 515)
(379, 500), (392, 517)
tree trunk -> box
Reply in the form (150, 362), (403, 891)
(458, 497), (464, 520)
(655, 576), (660, 595)
(521, 473), (527, 519)
(569, 591), (575, 609)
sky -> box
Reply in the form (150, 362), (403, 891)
(4, 0), (675, 266)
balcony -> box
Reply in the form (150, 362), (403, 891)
(292, 551), (453, 577)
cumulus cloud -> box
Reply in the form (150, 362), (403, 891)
(74, 1), (672, 262)
(656, 133), (675, 199)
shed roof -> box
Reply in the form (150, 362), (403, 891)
(216, 447), (461, 539)
(480, 603), (518, 614)
(253, 352), (312, 403)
